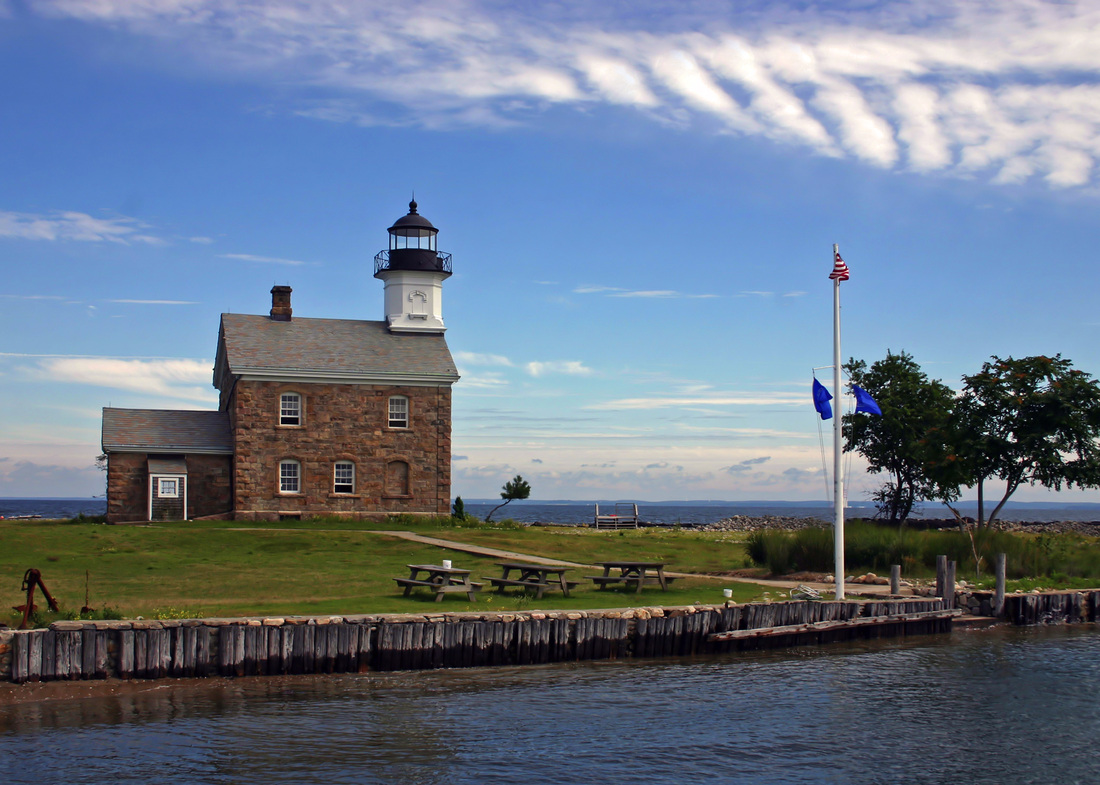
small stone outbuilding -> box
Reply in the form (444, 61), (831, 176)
(101, 201), (459, 523)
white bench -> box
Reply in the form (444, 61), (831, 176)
(593, 503), (639, 529)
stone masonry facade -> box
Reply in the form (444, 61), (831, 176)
(230, 379), (452, 520)
(106, 453), (233, 523)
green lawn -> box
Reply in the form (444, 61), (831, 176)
(1, 520), (761, 626)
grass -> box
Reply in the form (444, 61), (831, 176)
(746, 519), (1100, 585)
(0, 519), (761, 626)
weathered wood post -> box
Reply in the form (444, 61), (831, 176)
(890, 565), (901, 595)
(945, 560), (957, 608)
(994, 553), (1006, 617)
(935, 555), (947, 598)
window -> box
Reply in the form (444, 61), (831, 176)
(334, 461), (355, 494)
(385, 460), (410, 496)
(157, 478), (179, 498)
(280, 392), (302, 426)
(279, 460), (301, 494)
(388, 395), (409, 428)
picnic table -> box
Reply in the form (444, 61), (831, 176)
(485, 562), (578, 599)
(586, 561), (675, 593)
(394, 564), (483, 602)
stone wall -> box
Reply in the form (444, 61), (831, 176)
(230, 380), (451, 519)
(104, 453), (233, 523)
(105, 453), (147, 523)
(185, 454), (234, 519)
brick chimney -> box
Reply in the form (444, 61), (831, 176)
(270, 285), (292, 321)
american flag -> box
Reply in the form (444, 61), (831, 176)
(829, 251), (850, 281)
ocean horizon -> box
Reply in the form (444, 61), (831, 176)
(7, 497), (1100, 525)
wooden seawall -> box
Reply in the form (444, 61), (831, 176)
(0, 598), (949, 684)
(1002, 590), (1100, 625)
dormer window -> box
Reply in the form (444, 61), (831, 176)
(280, 392), (302, 426)
(388, 395), (409, 428)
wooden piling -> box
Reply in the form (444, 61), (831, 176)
(936, 555), (947, 598)
(994, 553), (1006, 617)
(890, 565), (901, 595)
(945, 561), (957, 608)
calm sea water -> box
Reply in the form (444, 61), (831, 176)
(5, 498), (1100, 525)
(2, 626), (1098, 784)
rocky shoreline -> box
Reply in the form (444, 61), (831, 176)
(692, 515), (1100, 535)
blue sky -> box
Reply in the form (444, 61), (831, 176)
(3, 0), (1100, 503)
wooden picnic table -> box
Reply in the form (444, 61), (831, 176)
(586, 561), (675, 593)
(485, 562), (578, 599)
(394, 564), (482, 602)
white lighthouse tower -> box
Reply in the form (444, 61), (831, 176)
(374, 200), (452, 334)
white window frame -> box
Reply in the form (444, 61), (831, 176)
(280, 392), (302, 426)
(158, 477), (180, 498)
(279, 460), (301, 494)
(334, 461), (355, 494)
(388, 395), (409, 428)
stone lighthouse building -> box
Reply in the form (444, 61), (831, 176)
(101, 201), (459, 523)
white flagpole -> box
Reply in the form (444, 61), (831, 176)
(832, 243), (845, 600)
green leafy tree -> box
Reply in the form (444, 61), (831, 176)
(843, 351), (956, 524)
(485, 475), (531, 523)
(954, 354), (1100, 527)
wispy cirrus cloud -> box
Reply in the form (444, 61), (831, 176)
(16, 355), (215, 403)
(28, 0), (1100, 188)
(106, 299), (200, 305)
(525, 360), (592, 377)
(0, 210), (163, 244)
(454, 351), (515, 367)
(218, 253), (310, 266)
(574, 285), (717, 299)
(589, 392), (807, 410)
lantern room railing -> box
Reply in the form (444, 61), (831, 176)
(374, 250), (452, 275)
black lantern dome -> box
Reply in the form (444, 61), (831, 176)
(374, 200), (452, 278)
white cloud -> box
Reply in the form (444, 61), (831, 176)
(589, 392), (807, 410)
(106, 299), (200, 305)
(0, 210), (162, 244)
(454, 351), (514, 367)
(525, 360), (592, 377)
(26, 356), (215, 403)
(219, 253), (308, 266)
(28, 0), (1100, 188)
(575, 285), (717, 298)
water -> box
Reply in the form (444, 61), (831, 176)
(2, 626), (1098, 784)
(4, 498), (1100, 525)
(0, 498), (105, 519)
(462, 500), (1100, 526)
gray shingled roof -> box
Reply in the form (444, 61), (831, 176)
(217, 314), (459, 383)
(102, 408), (233, 453)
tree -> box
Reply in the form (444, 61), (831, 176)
(955, 354), (1100, 527)
(484, 475), (531, 523)
(843, 351), (956, 524)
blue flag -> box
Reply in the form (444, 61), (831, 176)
(812, 378), (833, 420)
(852, 385), (882, 416)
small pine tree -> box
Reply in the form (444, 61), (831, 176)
(452, 496), (466, 520)
(485, 475), (531, 523)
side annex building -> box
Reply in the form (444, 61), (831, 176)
(101, 202), (459, 523)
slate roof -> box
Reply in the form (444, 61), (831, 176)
(216, 314), (459, 385)
(102, 408), (233, 453)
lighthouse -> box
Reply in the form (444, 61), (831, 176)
(374, 200), (452, 333)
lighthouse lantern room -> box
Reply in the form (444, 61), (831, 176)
(374, 200), (452, 333)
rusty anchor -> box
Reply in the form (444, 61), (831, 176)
(14, 568), (61, 630)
